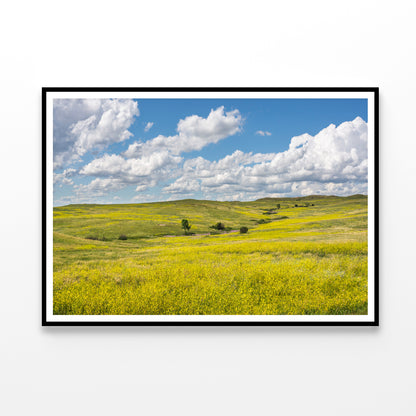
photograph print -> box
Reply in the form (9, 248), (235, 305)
(43, 88), (378, 325)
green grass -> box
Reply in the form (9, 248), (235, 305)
(53, 195), (368, 315)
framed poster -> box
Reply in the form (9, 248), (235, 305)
(43, 88), (379, 326)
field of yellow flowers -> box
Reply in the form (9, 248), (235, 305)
(53, 195), (368, 315)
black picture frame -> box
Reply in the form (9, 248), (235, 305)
(43, 87), (379, 326)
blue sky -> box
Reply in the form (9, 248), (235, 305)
(53, 98), (368, 206)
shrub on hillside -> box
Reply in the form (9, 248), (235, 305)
(210, 222), (225, 230)
(118, 234), (128, 240)
(256, 219), (271, 224)
(240, 226), (248, 234)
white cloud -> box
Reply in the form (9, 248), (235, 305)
(256, 130), (272, 136)
(164, 150), (275, 195)
(144, 122), (154, 132)
(135, 184), (148, 192)
(289, 133), (310, 150)
(123, 106), (242, 158)
(53, 168), (77, 186)
(75, 106), (243, 201)
(80, 151), (182, 182)
(163, 178), (201, 194)
(163, 117), (368, 199)
(73, 178), (127, 198)
(53, 99), (139, 168)
(78, 151), (182, 198)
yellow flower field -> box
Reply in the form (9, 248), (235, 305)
(53, 195), (368, 315)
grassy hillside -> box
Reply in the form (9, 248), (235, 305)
(53, 195), (368, 315)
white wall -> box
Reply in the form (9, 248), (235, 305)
(1, 1), (415, 415)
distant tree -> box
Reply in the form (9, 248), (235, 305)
(240, 226), (248, 234)
(276, 204), (280, 210)
(181, 219), (191, 235)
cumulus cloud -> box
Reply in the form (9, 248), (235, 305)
(256, 130), (272, 136)
(80, 152), (181, 179)
(163, 150), (275, 195)
(53, 168), (77, 186)
(79, 151), (182, 194)
(76, 106), (243, 200)
(163, 150), (276, 195)
(73, 178), (127, 198)
(144, 122), (154, 132)
(163, 178), (201, 194)
(123, 106), (242, 158)
(163, 117), (368, 199)
(53, 99), (139, 168)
